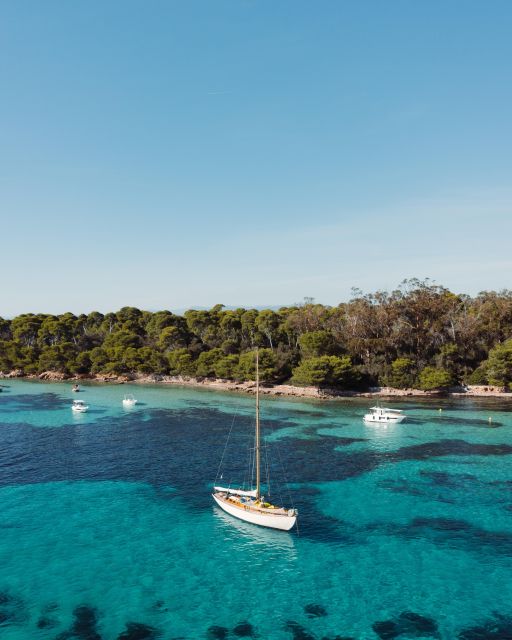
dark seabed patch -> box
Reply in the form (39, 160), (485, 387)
(0, 590), (27, 626)
(422, 415), (504, 428)
(117, 622), (161, 639)
(55, 605), (101, 640)
(0, 392), (69, 412)
(232, 621), (256, 637)
(151, 600), (168, 613)
(38, 602), (60, 627)
(295, 424), (364, 440)
(393, 517), (512, 556)
(419, 470), (478, 487)
(284, 620), (354, 640)
(289, 488), (360, 544)
(377, 470), (485, 503)
(206, 625), (229, 639)
(489, 480), (512, 488)
(372, 610), (440, 639)
(284, 620), (316, 640)
(37, 615), (59, 629)
(458, 613), (512, 639)
(304, 604), (328, 618)
(281, 438), (512, 488)
(390, 440), (512, 463)
(331, 436), (367, 446)
(377, 479), (437, 499)
(2, 401), (511, 491)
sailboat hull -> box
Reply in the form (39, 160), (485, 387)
(212, 494), (297, 531)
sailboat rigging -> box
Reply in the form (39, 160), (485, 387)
(212, 350), (298, 531)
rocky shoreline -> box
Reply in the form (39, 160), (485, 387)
(1, 370), (510, 400)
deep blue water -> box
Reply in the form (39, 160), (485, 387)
(1, 380), (512, 639)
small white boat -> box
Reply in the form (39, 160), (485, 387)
(122, 394), (137, 407)
(212, 350), (298, 531)
(72, 384), (80, 392)
(72, 399), (88, 413)
(363, 406), (405, 424)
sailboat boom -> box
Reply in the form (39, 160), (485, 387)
(213, 486), (258, 498)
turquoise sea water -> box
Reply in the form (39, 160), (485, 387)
(1, 380), (512, 639)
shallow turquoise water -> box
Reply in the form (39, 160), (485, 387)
(1, 380), (512, 639)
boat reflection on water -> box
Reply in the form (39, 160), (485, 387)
(212, 508), (297, 558)
(362, 415), (407, 453)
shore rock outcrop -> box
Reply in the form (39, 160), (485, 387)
(6, 369), (24, 378)
(4, 371), (512, 400)
(38, 371), (68, 381)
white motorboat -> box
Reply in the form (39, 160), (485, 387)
(363, 406), (405, 424)
(72, 384), (80, 392)
(212, 350), (298, 531)
(72, 399), (88, 413)
(122, 394), (137, 407)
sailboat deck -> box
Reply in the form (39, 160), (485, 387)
(215, 492), (292, 516)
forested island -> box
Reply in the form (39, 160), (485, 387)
(1, 280), (512, 393)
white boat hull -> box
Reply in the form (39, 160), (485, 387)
(212, 494), (297, 531)
(363, 414), (405, 423)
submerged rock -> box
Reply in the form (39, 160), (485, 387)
(284, 620), (316, 640)
(372, 611), (439, 639)
(55, 605), (101, 640)
(372, 620), (398, 640)
(0, 590), (27, 626)
(206, 626), (229, 640)
(304, 603), (328, 618)
(233, 621), (256, 637)
(458, 613), (512, 639)
(0, 612), (10, 625)
(37, 616), (59, 629)
(116, 622), (161, 639)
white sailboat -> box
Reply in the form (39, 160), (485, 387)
(212, 351), (298, 531)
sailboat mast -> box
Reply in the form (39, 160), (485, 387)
(255, 349), (261, 500)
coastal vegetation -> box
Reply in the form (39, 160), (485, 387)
(1, 279), (512, 390)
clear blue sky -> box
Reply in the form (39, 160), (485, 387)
(1, 1), (511, 316)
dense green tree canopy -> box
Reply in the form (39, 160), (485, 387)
(484, 339), (512, 386)
(291, 355), (358, 387)
(384, 358), (416, 389)
(418, 366), (454, 390)
(1, 280), (511, 389)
